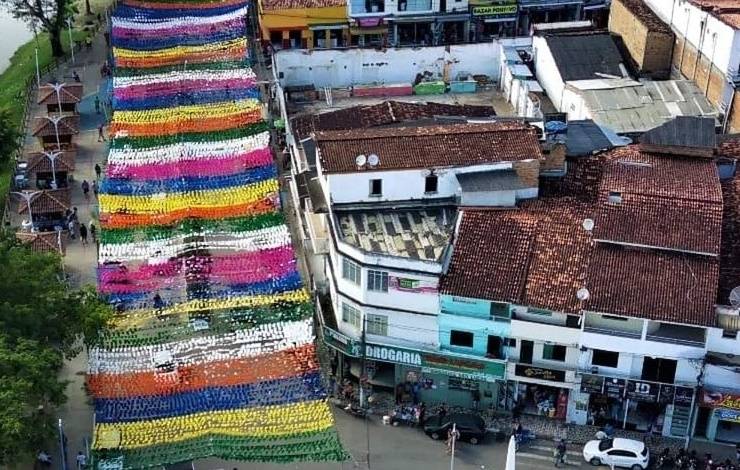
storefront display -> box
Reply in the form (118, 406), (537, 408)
(696, 390), (740, 443)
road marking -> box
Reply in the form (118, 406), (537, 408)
(517, 452), (582, 467)
(529, 445), (582, 456)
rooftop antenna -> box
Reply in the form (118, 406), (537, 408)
(355, 154), (367, 168)
(729, 286), (740, 308)
(582, 218), (594, 232)
(367, 153), (379, 167)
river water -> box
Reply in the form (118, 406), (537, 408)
(0, 10), (35, 73)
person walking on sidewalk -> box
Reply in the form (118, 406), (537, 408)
(94, 96), (101, 114)
(92, 180), (98, 199)
(81, 180), (90, 201)
(554, 440), (567, 467)
(89, 221), (97, 243)
(98, 124), (106, 142)
(79, 223), (88, 246)
(95, 163), (102, 180)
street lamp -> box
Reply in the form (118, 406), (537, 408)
(50, 82), (66, 114)
(11, 190), (40, 229)
(44, 115), (64, 150)
(42, 150), (63, 188)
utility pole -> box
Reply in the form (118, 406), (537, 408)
(43, 150), (63, 188)
(66, 18), (75, 63)
(12, 191), (40, 229)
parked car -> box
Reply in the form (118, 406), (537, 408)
(422, 412), (486, 445)
(582, 438), (649, 470)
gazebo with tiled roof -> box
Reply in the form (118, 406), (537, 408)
(37, 82), (83, 114)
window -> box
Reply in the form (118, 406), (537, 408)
(607, 450), (636, 458)
(369, 179), (382, 196)
(592, 349), (619, 368)
(341, 303), (361, 328)
(504, 338), (516, 347)
(366, 314), (388, 336)
(424, 174), (438, 193)
(543, 344), (566, 362)
(490, 302), (509, 318)
(367, 270), (388, 292)
(341, 258), (361, 285)
(450, 330), (474, 348)
(722, 329), (737, 339)
(641, 357), (677, 383)
(487, 335), (503, 358)
(565, 315), (581, 328)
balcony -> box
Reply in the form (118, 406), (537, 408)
(645, 322), (705, 348)
(583, 326), (642, 339)
(397, 0), (432, 13)
(583, 313), (643, 339)
(350, 0), (385, 14)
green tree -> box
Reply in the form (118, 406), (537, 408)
(0, 109), (20, 166)
(0, 232), (112, 463)
(2, 0), (76, 58)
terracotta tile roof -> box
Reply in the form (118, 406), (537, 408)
(615, 0), (672, 34)
(539, 155), (605, 202)
(16, 231), (66, 255)
(440, 210), (537, 303)
(260, 0), (345, 11)
(689, 0), (740, 30)
(32, 115), (80, 137)
(26, 150), (76, 174)
(599, 145), (722, 204)
(717, 135), (740, 159)
(316, 122), (542, 173)
(291, 100), (496, 140)
(37, 83), (83, 105)
(585, 245), (718, 326)
(520, 199), (594, 314)
(16, 189), (71, 215)
(593, 193), (722, 255)
(718, 177), (740, 304)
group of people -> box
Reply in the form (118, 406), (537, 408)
(65, 207), (96, 246)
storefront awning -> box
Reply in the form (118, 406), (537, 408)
(390, 16), (436, 23)
(435, 13), (472, 22)
(309, 24), (348, 30)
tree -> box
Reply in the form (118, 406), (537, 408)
(3, 0), (75, 57)
(0, 109), (20, 166)
(0, 233), (112, 463)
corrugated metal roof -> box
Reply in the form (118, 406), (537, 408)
(640, 116), (716, 149)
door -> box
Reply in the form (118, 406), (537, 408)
(487, 335), (502, 358)
(520, 340), (533, 364)
(694, 407), (711, 438)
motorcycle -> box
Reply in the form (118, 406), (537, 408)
(656, 448), (673, 469)
(343, 402), (368, 419)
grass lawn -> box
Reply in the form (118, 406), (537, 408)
(0, 0), (110, 208)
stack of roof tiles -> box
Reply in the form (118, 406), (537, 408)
(442, 143), (723, 327)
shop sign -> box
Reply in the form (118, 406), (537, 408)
(700, 390), (740, 410)
(674, 387), (694, 406)
(472, 4), (518, 16)
(659, 384), (675, 404)
(389, 276), (437, 294)
(357, 17), (383, 27)
(580, 374), (605, 394)
(626, 380), (660, 403)
(715, 408), (740, 423)
(515, 365), (566, 382)
(365, 345), (422, 366)
(322, 326), (361, 356)
(603, 377), (626, 399)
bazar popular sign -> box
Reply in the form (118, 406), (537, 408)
(472, 4), (517, 16)
(701, 390), (740, 410)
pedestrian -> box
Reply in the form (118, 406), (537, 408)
(92, 180), (98, 198)
(471, 388), (481, 410)
(81, 179), (90, 201)
(76, 450), (87, 469)
(94, 163), (102, 180)
(67, 218), (76, 239)
(79, 223), (88, 246)
(98, 123), (106, 142)
(89, 221), (96, 243)
(554, 440), (567, 467)
(73, 70), (80, 82)
(72, 206), (78, 221)
(104, 31), (110, 48)
(412, 381), (420, 405)
(94, 96), (101, 114)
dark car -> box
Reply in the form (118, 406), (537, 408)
(422, 412), (486, 445)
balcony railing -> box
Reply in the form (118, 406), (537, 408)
(583, 326), (642, 339)
(645, 334), (704, 347)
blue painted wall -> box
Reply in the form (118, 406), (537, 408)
(441, 294), (511, 319)
(438, 312), (511, 357)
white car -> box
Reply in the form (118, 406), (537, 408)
(582, 438), (650, 470)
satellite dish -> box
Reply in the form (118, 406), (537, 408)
(576, 287), (590, 301)
(367, 154), (379, 167)
(730, 286), (740, 308)
(582, 218), (595, 231)
(355, 154), (367, 167)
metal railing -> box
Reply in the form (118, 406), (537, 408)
(583, 326), (642, 339)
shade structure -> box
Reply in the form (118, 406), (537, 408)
(89, 0), (347, 467)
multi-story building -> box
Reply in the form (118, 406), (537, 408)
(259, 0), (350, 49)
(640, 0), (740, 132)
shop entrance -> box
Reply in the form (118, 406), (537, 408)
(695, 407), (711, 438)
(716, 418), (740, 443)
(515, 383), (568, 418)
(588, 393), (625, 427)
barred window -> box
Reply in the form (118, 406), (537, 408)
(367, 270), (388, 292)
(342, 258), (361, 285)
